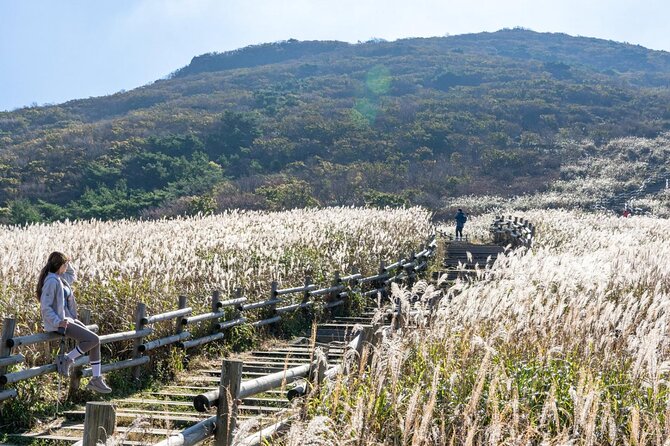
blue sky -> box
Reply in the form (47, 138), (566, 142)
(1, 0), (668, 111)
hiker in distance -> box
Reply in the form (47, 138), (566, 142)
(37, 251), (112, 393)
(455, 208), (467, 240)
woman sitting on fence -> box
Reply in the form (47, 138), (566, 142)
(37, 251), (111, 394)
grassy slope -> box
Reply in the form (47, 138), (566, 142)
(2, 29), (670, 222)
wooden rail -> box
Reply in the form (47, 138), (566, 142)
(166, 327), (375, 446)
(490, 215), (534, 248)
(0, 236), (436, 406)
(148, 240), (434, 445)
(139, 223), (531, 446)
(1, 235), (437, 446)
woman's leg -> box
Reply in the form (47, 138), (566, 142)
(65, 322), (101, 364)
(60, 323), (111, 392)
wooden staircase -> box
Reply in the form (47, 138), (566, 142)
(8, 312), (383, 445)
(434, 241), (504, 281)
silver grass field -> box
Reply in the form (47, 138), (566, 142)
(3, 206), (670, 444)
(0, 206), (431, 349)
(283, 210), (670, 445)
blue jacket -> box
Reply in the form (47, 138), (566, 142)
(455, 211), (467, 226)
(40, 263), (78, 332)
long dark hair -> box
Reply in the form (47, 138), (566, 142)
(36, 252), (69, 301)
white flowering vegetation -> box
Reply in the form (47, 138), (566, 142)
(442, 133), (670, 217)
(292, 210), (670, 445)
(0, 207), (432, 341)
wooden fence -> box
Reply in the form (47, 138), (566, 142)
(28, 237), (437, 446)
(75, 305), (389, 446)
(490, 215), (534, 248)
(0, 237), (436, 408)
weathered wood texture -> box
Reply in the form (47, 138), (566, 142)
(0, 317), (16, 376)
(82, 402), (116, 446)
(1, 233), (438, 414)
(215, 360), (243, 446)
(132, 302), (147, 381)
(153, 416), (216, 446)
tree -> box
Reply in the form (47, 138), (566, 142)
(8, 199), (42, 224)
(205, 111), (262, 168)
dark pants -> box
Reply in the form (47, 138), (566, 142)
(62, 320), (101, 362)
(456, 225), (464, 239)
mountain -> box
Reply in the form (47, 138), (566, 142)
(1, 28), (670, 224)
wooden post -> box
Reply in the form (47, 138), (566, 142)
(270, 281), (278, 307)
(69, 309), (91, 396)
(393, 299), (405, 332)
(371, 321), (383, 348)
(328, 272), (340, 318)
(377, 261), (386, 308)
(82, 402), (116, 446)
(233, 288), (243, 319)
(132, 303), (146, 383)
(310, 346), (328, 389)
(270, 282), (280, 335)
(176, 295), (187, 335)
(407, 251), (416, 286)
(360, 326), (375, 373)
(359, 327), (371, 357)
(215, 360), (243, 446)
(301, 273), (312, 318)
(316, 349), (327, 386)
(0, 317), (16, 376)
(211, 290), (221, 333)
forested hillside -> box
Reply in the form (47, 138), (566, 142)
(2, 28), (670, 224)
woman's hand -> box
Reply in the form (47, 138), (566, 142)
(58, 319), (69, 329)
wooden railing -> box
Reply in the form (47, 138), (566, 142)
(76, 312), (386, 446)
(0, 237), (436, 406)
(48, 238), (437, 446)
(490, 215), (534, 248)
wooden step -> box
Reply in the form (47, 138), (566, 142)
(198, 369), (283, 378)
(165, 385), (217, 391)
(59, 422), (184, 438)
(63, 409), (210, 424)
(333, 316), (374, 322)
(263, 346), (345, 354)
(446, 248), (502, 254)
(242, 357), (342, 367)
(112, 398), (192, 407)
(241, 397), (289, 407)
(184, 375), (310, 387)
(443, 261), (492, 268)
(61, 407), (268, 423)
(316, 323), (370, 329)
(316, 334), (354, 342)
(238, 404), (284, 413)
(244, 364), (309, 373)
(240, 360), (308, 367)
(248, 351), (340, 360)
(8, 434), (81, 444)
(148, 391), (199, 399)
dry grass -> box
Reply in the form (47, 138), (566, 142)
(0, 206), (431, 359)
(287, 210), (670, 445)
(442, 133), (670, 217)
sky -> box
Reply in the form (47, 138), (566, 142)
(0, 0), (668, 112)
